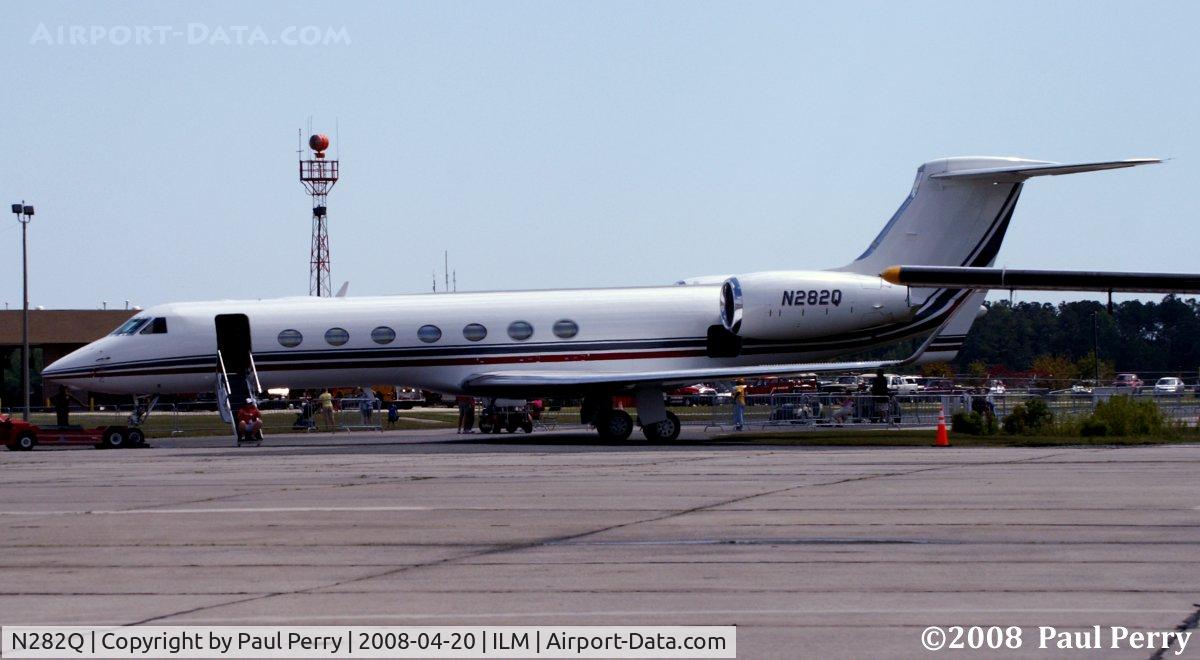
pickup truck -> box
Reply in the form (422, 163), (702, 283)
(884, 374), (921, 396)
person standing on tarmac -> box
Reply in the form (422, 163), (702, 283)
(50, 385), (86, 427)
(359, 388), (376, 426)
(456, 395), (475, 433)
(732, 380), (747, 431)
(386, 401), (399, 429)
(318, 389), (335, 431)
(870, 371), (891, 422)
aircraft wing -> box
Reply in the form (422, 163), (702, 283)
(881, 266), (1200, 293)
(462, 318), (950, 393)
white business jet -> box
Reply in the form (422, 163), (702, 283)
(42, 156), (1165, 440)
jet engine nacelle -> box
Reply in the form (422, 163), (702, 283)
(720, 270), (914, 340)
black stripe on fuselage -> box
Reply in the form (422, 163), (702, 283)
(48, 296), (973, 381)
(49, 267), (990, 383)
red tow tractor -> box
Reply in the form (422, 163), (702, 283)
(0, 414), (145, 451)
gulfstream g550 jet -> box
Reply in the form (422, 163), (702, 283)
(43, 156), (1167, 440)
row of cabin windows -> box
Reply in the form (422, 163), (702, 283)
(276, 319), (579, 348)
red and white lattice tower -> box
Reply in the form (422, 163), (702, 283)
(299, 133), (339, 297)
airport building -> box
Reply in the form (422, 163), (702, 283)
(0, 309), (133, 408)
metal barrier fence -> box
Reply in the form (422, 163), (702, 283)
(1, 398), (464, 439)
(6, 390), (1197, 438)
(668, 390), (1200, 430)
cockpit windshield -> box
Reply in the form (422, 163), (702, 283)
(111, 317), (150, 336)
(139, 317), (168, 334)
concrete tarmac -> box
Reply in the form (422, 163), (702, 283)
(1, 431), (1198, 658)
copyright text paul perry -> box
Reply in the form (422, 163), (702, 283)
(920, 625), (1191, 654)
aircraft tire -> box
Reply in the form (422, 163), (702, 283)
(596, 409), (634, 441)
(641, 411), (681, 442)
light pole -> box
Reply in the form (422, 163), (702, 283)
(12, 202), (33, 420)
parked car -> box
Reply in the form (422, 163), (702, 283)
(1068, 380), (1097, 397)
(421, 390), (457, 407)
(746, 377), (814, 397)
(883, 374), (920, 396)
(987, 379), (1007, 395)
(923, 378), (968, 393)
(1113, 373), (1143, 390)
(1154, 377), (1185, 394)
(792, 373), (821, 392)
(394, 386), (424, 409)
(667, 383), (717, 406)
(820, 375), (866, 394)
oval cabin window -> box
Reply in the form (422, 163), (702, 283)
(417, 325), (442, 343)
(371, 326), (396, 345)
(463, 323), (488, 342)
(552, 319), (579, 339)
(277, 329), (303, 348)
(324, 327), (350, 346)
(507, 321), (534, 341)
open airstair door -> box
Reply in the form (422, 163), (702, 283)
(214, 313), (262, 442)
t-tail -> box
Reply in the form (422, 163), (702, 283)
(841, 156), (1159, 362)
(841, 157), (1159, 276)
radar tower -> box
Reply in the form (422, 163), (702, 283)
(299, 133), (339, 296)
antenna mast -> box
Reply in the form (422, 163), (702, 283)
(299, 132), (339, 296)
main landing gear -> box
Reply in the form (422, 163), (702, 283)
(641, 410), (681, 442)
(583, 393), (682, 442)
(594, 408), (634, 441)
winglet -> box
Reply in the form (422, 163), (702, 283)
(335, 281), (349, 297)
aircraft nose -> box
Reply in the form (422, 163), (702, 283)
(42, 344), (104, 383)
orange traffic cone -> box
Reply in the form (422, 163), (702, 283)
(935, 405), (950, 447)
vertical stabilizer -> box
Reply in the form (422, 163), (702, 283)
(841, 157), (1031, 278)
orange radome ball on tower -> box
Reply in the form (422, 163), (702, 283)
(308, 134), (330, 153)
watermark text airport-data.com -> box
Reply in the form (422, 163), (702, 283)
(29, 23), (351, 47)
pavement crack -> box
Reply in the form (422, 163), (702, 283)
(1148, 602), (1200, 660)
(126, 594), (282, 626)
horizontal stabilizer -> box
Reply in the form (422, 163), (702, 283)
(929, 158), (1160, 182)
(881, 266), (1200, 293)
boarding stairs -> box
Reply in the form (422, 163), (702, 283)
(216, 350), (265, 445)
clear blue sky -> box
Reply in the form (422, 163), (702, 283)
(3, 1), (1197, 309)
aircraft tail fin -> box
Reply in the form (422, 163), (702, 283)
(840, 157), (1159, 278)
(917, 289), (987, 365)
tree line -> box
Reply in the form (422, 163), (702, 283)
(953, 296), (1200, 380)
